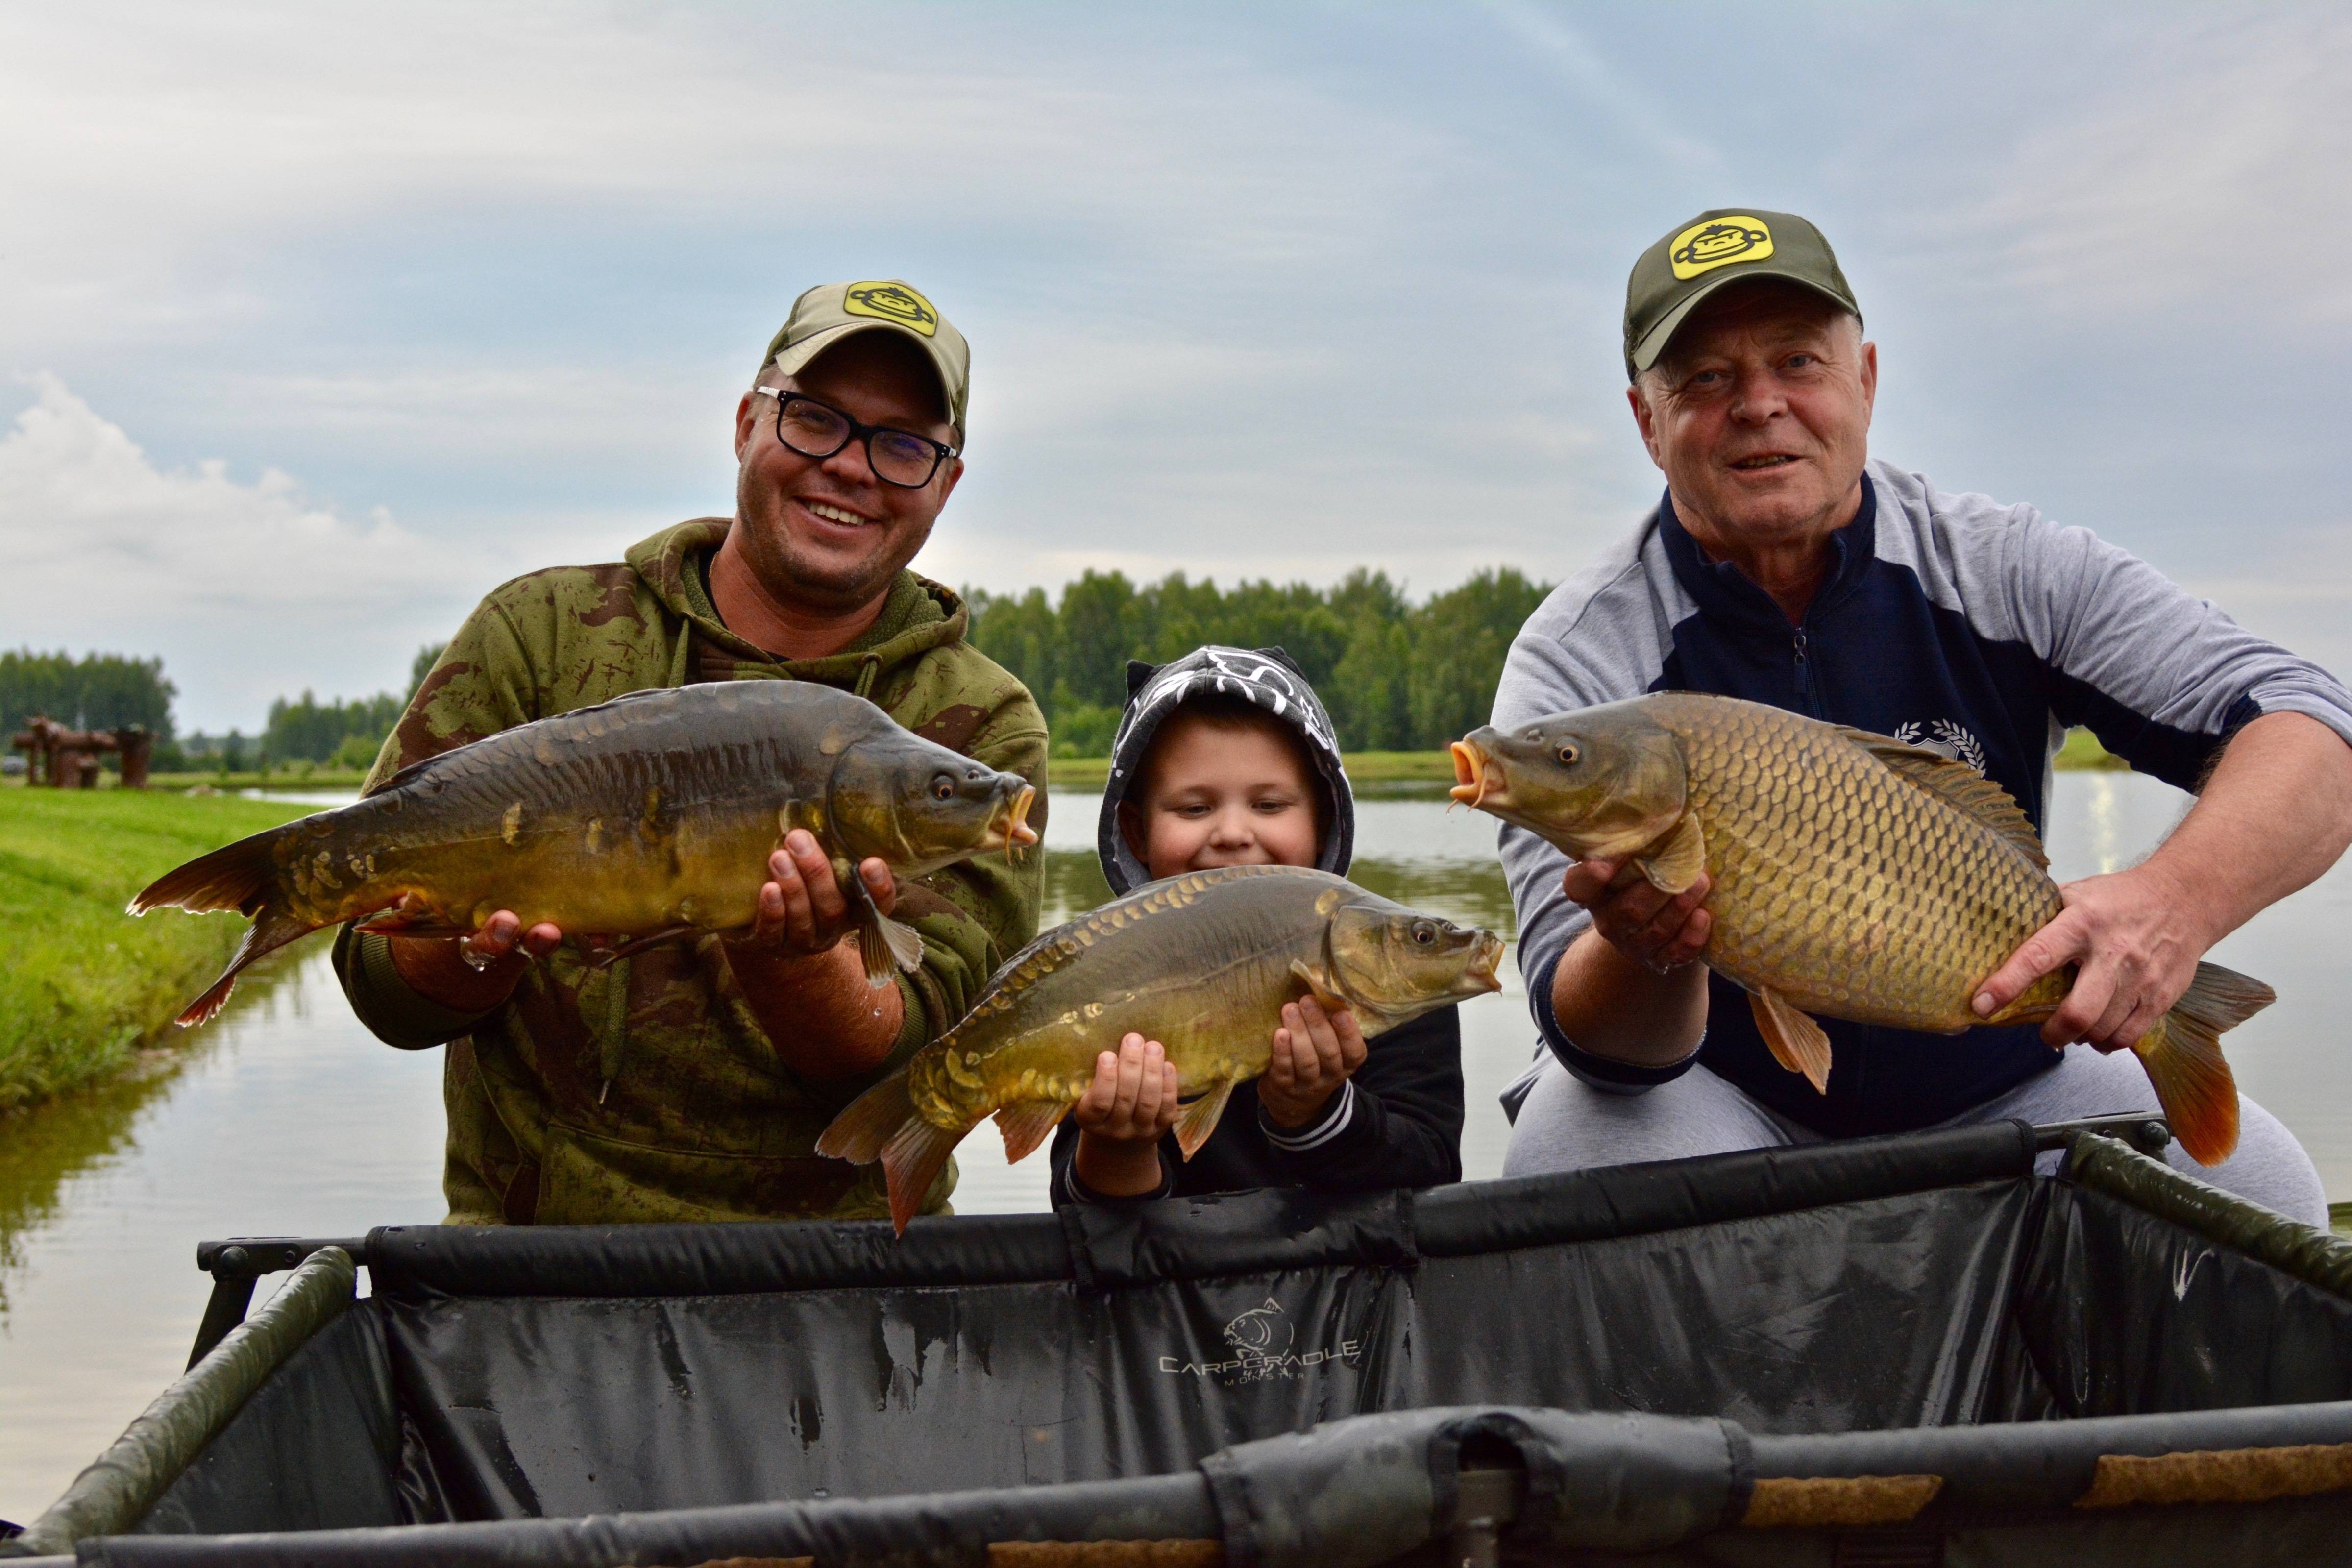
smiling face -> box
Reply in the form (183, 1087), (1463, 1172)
(1123, 706), (1325, 880)
(730, 331), (964, 614)
(1629, 280), (1877, 557)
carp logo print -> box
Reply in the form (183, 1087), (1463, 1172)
(843, 281), (940, 337)
(1157, 1298), (1364, 1384)
(1669, 215), (1775, 280)
(1893, 719), (1987, 774)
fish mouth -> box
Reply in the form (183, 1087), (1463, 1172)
(982, 785), (1040, 861)
(1465, 931), (1507, 994)
(1448, 740), (1501, 811)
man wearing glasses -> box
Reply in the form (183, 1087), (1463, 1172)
(335, 280), (1048, 1227)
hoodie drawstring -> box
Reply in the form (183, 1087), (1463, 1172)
(853, 653), (882, 700)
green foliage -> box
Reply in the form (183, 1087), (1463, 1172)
(263, 690), (405, 764)
(969, 565), (1554, 753)
(0, 649), (177, 740)
(0, 790), (312, 1114)
(257, 643), (445, 765)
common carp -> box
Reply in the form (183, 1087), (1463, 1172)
(1450, 693), (2270, 1165)
(817, 865), (1505, 1231)
(131, 682), (1038, 1026)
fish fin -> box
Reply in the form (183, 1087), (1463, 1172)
(129, 827), (284, 916)
(349, 906), (467, 937)
(815, 1066), (916, 1165)
(879, 1115), (960, 1236)
(2132, 961), (2269, 1166)
(1171, 1078), (1237, 1161)
(1637, 814), (1708, 894)
(1837, 726), (2049, 872)
(994, 1099), (1074, 1163)
(1287, 959), (1348, 1013)
(1749, 987), (1833, 1094)
(176, 905), (317, 1028)
(587, 925), (699, 967)
(853, 912), (925, 987)
(843, 865), (925, 987)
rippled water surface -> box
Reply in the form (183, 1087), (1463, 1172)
(2, 773), (2346, 1521)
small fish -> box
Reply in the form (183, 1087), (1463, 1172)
(130, 682), (1038, 1026)
(816, 865), (1504, 1232)
(1451, 693), (2270, 1165)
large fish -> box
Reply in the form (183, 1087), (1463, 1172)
(817, 865), (1505, 1231)
(1450, 693), (2270, 1165)
(131, 682), (1038, 1026)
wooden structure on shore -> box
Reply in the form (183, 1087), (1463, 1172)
(9, 715), (154, 788)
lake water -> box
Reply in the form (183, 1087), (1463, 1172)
(2, 771), (2347, 1522)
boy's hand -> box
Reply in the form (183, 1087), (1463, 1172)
(1072, 1034), (1180, 1198)
(1259, 996), (1366, 1128)
(1074, 1035), (1181, 1140)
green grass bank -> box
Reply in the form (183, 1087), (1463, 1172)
(0, 790), (311, 1115)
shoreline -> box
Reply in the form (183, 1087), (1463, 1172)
(0, 790), (314, 1120)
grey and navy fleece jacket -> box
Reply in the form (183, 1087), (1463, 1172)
(1048, 645), (1465, 1206)
(1496, 458), (2352, 1138)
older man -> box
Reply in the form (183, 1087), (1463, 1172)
(336, 281), (1047, 1226)
(1494, 210), (2352, 1222)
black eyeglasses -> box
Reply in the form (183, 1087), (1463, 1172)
(753, 388), (959, 489)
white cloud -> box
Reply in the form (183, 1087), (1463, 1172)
(0, 377), (503, 729)
(1964, 9), (2352, 321)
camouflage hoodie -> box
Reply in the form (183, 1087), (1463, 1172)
(333, 518), (1047, 1226)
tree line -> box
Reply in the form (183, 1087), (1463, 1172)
(10, 563), (1553, 778)
(967, 567), (1553, 756)
(0, 650), (178, 743)
(246, 644), (447, 767)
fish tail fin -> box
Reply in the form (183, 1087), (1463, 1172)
(879, 1117), (959, 1235)
(994, 1099), (1073, 1163)
(814, 1067), (917, 1165)
(129, 828), (282, 917)
(2134, 962), (2269, 1166)
(175, 904), (315, 1028)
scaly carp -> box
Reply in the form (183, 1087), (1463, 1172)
(131, 681), (1037, 1026)
(817, 864), (1505, 1232)
(1451, 693), (2270, 1165)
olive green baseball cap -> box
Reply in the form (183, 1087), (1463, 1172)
(1623, 209), (1859, 379)
(760, 279), (970, 435)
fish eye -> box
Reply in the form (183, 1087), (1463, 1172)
(1557, 744), (1579, 765)
(1410, 920), (1435, 946)
(931, 773), (956, 802)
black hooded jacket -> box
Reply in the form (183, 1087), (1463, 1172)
(1047, 646), (1465, 1206)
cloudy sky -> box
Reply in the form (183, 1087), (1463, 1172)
(4, 2), (2348, 732)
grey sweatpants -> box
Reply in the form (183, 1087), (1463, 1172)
(1500, 1045), (2328, 1228)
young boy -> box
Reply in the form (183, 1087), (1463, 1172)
(1046, 646), (1466, 1205)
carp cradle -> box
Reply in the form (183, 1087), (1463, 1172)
(9, 1119), (2352, 1566)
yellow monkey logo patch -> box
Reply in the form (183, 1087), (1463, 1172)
(1670, 217), (1774, 280)
(843, 282), (939, 336)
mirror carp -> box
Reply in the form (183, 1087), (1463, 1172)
(130, 681), (1038, 1027)
(817, 864), (1505, 1232)
(1452, 692), (2270, 1166)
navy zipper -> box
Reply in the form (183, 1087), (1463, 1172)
(1791, 626), (1821, 717)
